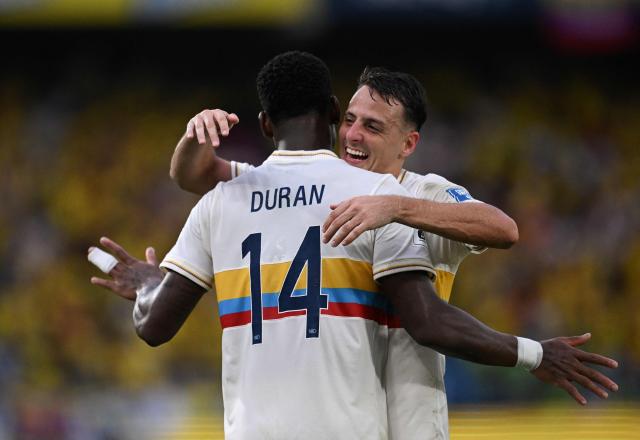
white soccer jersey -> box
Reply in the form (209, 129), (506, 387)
(398, 169), (486, 300)
(386, 169), (486, 440)
(161, 150), (434, 440)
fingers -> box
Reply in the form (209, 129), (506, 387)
(340, 225), (366, 246)
(90, 276), (118, 291)
(576, 350), (619, 369)
(205, 114), (220, 147)
(568, 369), (609, 399)
(564, 333), (592, 347)
(90, 277), (136, 301)
(194, 116), (206, 144)
(557, 379), (587, 406)
(228, 113), (240, 126)
(322, 208), (339, 237)
(145, 247), (158, 266)
(212, 110), (239, 136)
(324, 213), (354, 245)
(187, 109), (239, 146)
(213, 111), (230, 138)
(322, 201), (352, 243)
(329, 219), (358, 247)
(99, 237), (137, 265)
(575, 362), (619, 392)
(186, 119), (195, 139)
(87, 246), (119, 274)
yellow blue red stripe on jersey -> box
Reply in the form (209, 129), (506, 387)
(214, 258), (401, 329)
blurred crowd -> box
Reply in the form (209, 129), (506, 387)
(1, 37), (639, 437)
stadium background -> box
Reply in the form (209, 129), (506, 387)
(1, 0), (639, 438)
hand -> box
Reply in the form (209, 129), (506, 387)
(89, 237), (164, 301)
(185, 109), (240, 147)
(532, 333), (619, 405)
(322, 195), (401, 246)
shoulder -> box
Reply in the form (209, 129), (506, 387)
(324, 163), (408, 196)
(404, 172), (477, 203)
(197, 183), (224, 212)
(372, 173), (411, 197)
(230, 161), (256, 179)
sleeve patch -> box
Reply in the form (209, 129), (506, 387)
(446, 187), (473, 202)
(413, 229), (428, 246)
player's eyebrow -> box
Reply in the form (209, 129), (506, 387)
(345, 110), (386, 128)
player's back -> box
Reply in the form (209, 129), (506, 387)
(208, 150), (428, 439)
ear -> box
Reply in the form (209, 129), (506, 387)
(400, 131), (420, 158)
(259, 111), (273, 139)
(329, 95), (341, 125)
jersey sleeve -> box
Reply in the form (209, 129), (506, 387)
(160, 189), (218, 289)
(370, 176), (436, 281)
(421, 178), (487, 255)
(230, 161), (255, 179)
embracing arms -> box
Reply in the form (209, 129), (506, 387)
(379, 270), (619, 405)
(380, 270), (517, 366)
(171, 108), (518, 250)
(323, 194), (518, 248)
(170, 109), (237, 195)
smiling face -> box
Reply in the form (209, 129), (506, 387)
(339, 85), (420, 177)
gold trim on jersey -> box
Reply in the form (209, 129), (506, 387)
(434, 269), (455, 302)
(270, 149), (337, 158)
(214, 257), (377, 302)
(162, 258), (213, 289)
(397, 169), (407, 184)
(373, 260), (435, 280)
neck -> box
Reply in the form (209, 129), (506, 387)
(272, 115), (333, 151)
(389, 164), (404, 178)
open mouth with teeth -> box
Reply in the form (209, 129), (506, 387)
(344, 146), (370, 164)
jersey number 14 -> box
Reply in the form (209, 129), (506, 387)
(242, 226), (328, 344)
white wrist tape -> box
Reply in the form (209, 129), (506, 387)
(516, 337), (543, 371)
(88, 247), (119, 274)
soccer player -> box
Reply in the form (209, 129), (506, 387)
(328, 68), (513, 439)
(90, 52), (618, 439)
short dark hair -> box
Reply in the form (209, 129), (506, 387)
(257, 51), (332, 125)
(357, 67), (427, 131)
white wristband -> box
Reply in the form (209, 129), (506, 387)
(516, 337), (543, 371)
(88, 247), (119, 274)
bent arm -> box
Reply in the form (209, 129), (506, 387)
(379, 270), (517, 366)
(395, 197), (518, 249)
(133, 270), (207, 346)
(170, 133), (233, 195)
(323, 195), (519, 248)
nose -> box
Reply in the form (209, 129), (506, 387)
(345, 121), (363, 144)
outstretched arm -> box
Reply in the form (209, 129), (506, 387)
(170, 109), (237, 195)
(88, 237), (206, 346)
(378, 271), (619, 405)
(323, 195), (518, 248)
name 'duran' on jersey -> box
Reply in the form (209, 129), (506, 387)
(251, 184), (326, 213)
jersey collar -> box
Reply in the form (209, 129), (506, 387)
(264, 149), (339, 164)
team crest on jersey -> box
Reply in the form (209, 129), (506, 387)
(413, 229), (427, 246)
(446, 187), (472, 202)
